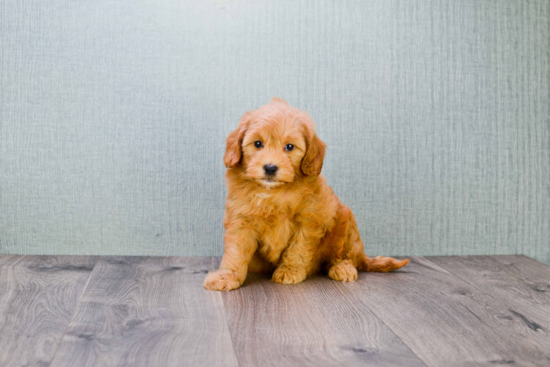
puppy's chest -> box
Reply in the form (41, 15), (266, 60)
(257, 210), (294, 239)
(256, 212), (295, 262)
(242, 190), (301, 261)
(250, 198), (295, 257)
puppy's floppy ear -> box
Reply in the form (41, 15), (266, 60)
(224, 113), (251, 168)
(301, 122), (326, 176)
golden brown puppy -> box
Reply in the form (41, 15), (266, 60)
(204, 98), (408, 291)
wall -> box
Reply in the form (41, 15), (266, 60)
(1, 0), (549, 264)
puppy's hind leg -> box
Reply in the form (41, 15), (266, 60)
(321, 204), (359, 282)
(324, 204), (409, 280)
(328, 259), (358, 282)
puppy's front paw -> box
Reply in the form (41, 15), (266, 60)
(272, 266), (307, 284)
(204, 270), (241, 291)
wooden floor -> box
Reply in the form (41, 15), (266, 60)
(1, 256), (549, 366)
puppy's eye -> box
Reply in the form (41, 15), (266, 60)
(254, 141), (263, 148)
(285, 144), (294, 151)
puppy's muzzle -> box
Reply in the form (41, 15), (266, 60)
(264, 164), (278, 176)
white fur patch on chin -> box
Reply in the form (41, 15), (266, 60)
(258, 179), (285, 189)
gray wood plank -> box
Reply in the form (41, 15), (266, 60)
(491, 255), (550, 293)
(222, 272), (427, 367)
(0, 255), (98, 367)
(0, 255), (24, 266)
(429, 255), (550, 326)
(347, 256), (550, 367)
(50, 256), (238, 367)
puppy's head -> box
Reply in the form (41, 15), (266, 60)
(224, 98), (326, 189)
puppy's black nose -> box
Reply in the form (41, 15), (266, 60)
(264, 164), (278, 176)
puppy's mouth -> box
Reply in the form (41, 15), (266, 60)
(258, 177), (284, 188)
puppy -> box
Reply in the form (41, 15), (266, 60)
(204, 98), (409, 291)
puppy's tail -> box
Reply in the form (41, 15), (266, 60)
(359, 255), (409, 272)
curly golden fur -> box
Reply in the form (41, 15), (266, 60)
(204, 98), (409, 291)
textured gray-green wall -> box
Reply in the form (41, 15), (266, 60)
(1, 1), (549, 264)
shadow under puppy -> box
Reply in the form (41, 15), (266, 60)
(205, 98), (408, 291)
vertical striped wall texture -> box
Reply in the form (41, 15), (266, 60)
(1, 1), (549, 264)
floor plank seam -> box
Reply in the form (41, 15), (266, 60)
(6, 255), (26, 268)
(47, 255), (101, 366)
(214, 257), (243, 367)
(355, 291), (431, 366)
(220, 293), (243, 367)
